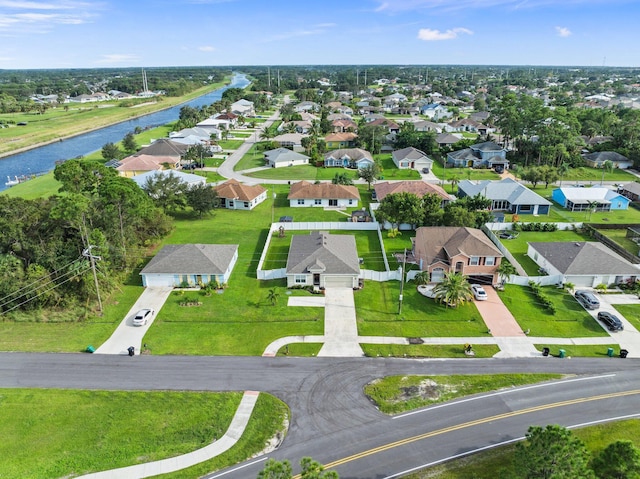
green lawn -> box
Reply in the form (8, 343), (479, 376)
(364, 373), (563, 415)
(611, 303), (640, 331)
(498, 230), (592, 275)
(234, 143), (266, 171)
(263, 229), (386, 272)
(3, 173), (61, 199)
(361, 344), (500, 359)
(533, 344), (621, 357)
(218, 139), (244, 150)
(597, 228), (639, 256)
(0, 389), (287, 479)
(498, 284), (608, 337)
(407, 419), (640, 479)
(356, 281), (490, 337)
(376, 154), (421, 180)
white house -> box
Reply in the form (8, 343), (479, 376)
(264, 148), (310, 168)
(287, 181), (360, 208)
(140, 244), (239, 287)
(392, 147), (433, 171)
(214, 179), (267, 210)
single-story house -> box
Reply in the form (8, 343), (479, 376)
(214, 179), (267, 210)
(582, 151), (632, 169)
(392, 147), (433, 171)
(272, 132), (306, 150)
(552, 187), (630, 211)
(140, 244), (239, 287)
(169, 127), (215, 145)
(287, 180), (360, 208)
(325, 132), (358, 149)
(264, 148), (310, 168)
(435, 133), (463, 148)
(294, 101), (320, 112)
(136, 138), (190, 158)
(412, 120), (441, 133)
(367, 118), (400, 134)
(116, 154), (178, 177)
(196, 117), (229, 135)
(447, 141), (509, 170)
(527, 242), (639, 288)
(285, 231), (360, 289)
(620, 182), (640, 201)
(457, 178), (551, 215)
(373, 180), (451, 205)
(131, 170), (206, 189)
(324, 148), (374, 170)
(420, 103), (452, 121)
(230, 99), (255, 117)
(411, 226), (503, 284)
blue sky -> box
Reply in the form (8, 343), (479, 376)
(1, 0), (639, 69)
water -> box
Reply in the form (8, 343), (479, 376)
(0, 72), (250, 191)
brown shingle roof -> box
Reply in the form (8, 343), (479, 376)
(325, 132), (358, 142)
(374, 181), (449, 202)
(116, 154), (174, 172)
(413, 226), (502, 266)
(287, 180), (360, 200)
(214, 179), (266, 201)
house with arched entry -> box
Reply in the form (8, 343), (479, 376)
(411, 226), (503, 285)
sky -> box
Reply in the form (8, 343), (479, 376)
(1, 0), (639, 69)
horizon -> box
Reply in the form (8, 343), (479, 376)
(1, 0), (639, 70)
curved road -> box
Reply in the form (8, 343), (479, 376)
(3, 353), (640, 478)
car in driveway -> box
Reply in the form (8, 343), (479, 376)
(597, 311), (624, 331)
(575, 290), (600, 310)
(133, 308), (154, 326)
(471, 284), (488, 301)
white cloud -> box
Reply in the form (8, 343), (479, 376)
(198, 45), (216, 52)
(376, 0), (618, 13)
(0, 1), (98, 32)
(417, 27), (473, 41)
(95, 54), (140, 65)
(556, 26), (572, 37)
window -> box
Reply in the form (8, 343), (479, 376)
(455, 261), (464, 272)
(485, 256), (495, 266)
(295, 275), (306, 284)
(244, 202), (249, 208)
(314, 199), (322, 205)
(297, 199), (305, 205)
(519, 204), (532, 212)
(228, 201), (234, 208)
(469, 256), (480, 266)
(348, 199), (353, 205)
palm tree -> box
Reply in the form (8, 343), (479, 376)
(600, 159), (614, 186)
(558, 162), (570, 186)
(266, 288), (280, 306)
(449, 174), (460, 194)
(432, 272), (473, 308)
(413, 271), (430, 285)
(497, 261), (517, 287)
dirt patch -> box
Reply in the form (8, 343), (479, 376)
(399, 379), (441, 401)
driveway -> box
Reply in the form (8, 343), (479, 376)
(94, 287), (173, 355)
(588, 292), (640, 358)
(318, 288), (364, 357)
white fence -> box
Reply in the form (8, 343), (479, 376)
(256, 220), (398, 281)
(485, 222), (582, 231)
(482, 226), (527, 277)
(508, 274), (563, 287)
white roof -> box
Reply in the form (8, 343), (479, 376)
(557, 187), (621, 203)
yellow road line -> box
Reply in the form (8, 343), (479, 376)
(292, 388), (640, 478)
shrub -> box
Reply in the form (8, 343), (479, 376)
(528, 281), (555, 314)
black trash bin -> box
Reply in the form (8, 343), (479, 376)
(127, 346), (135, 357)
(620, 349), (629, 359)
(542, 347), (550, 357)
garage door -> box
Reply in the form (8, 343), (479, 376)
(566, 276), (593, 287)
(467, 275), (494, 286)
(323, 276), (354, 288)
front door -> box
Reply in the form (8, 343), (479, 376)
(313, 274), (321, 286)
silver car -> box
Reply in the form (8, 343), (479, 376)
(132, 308), (154, 326)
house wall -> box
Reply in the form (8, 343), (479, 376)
(289, 198), (358, 208)
(223, 193), (266, 210)
(271, 158), (309, 168)
(551, 189), (567, 207)
(142, 273), (226, 288)
(610, 196), (630, 210)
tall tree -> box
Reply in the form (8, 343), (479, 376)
(591, 440), (640, 479)
(142, 172), (188, 213)
(375, 192), (423, 230)
(358, 163), (380, 190)
(101, 142), (121, 160)
(186, 183), (218, 217)
(422, 193), (443, 226)
(513, 425), (593, 479)
(122, 132), (137, 153)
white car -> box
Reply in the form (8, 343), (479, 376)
(132, 308), (154, 326)
(471, 284), (488, 301)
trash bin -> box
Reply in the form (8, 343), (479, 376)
(127, 346), (135, 357)
(559, 349), (566, 358)
(542, 347), (550, 357)
(85, 345), (95, 353)
(620, 349), (629, 359)
(607, 347), (614, 357)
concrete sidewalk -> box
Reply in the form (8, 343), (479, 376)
(76, 391), (260, 479)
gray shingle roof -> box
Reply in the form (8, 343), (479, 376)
(286, 232), (360, 275)
(393, 146), (430, 162)
(583, 151), (629, 163)
(529, 242), (640, 275)
(324, 148), (372, 161)
(140, 244), (238, 275)
(264, 148), (310, 164)
(458, 178), (551, 206)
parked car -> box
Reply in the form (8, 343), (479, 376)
(597, 311), (624, 331)
(471, 284), (488, 301)
(133, 308), (154, 326)
(499, 232), (519, 240)
(575, 290), (600, 310)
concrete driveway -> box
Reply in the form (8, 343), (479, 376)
(94, 287), (173, 355)
(318, 288), (364, 357)
(588, 292), (640, 358)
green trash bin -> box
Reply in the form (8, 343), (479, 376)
(559, 349), (566, 358)
(607, 347), (614, 357)
(86, 345), (95, 353)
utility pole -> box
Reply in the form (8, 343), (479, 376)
(398, 248), (407, 314)
(82, 245), (103, 314)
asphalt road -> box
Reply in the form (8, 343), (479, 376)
(3, 353), (640, 479)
